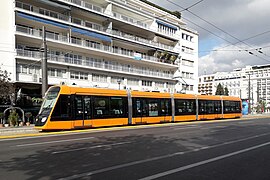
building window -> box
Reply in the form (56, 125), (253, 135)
(142, 80), (152, 87)
(70, 71), (88, 80)
(155, 82), (164, 88)
(111, 77), (123, 84)
(127, 78), (139, 86)
(92, 74), (107, 82)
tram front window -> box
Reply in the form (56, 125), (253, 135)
(35, 86), (60, 126)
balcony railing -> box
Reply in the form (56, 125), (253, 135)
(16, 25), (177, 66)
(16, 49), (174, 79)
(63, 0), (104, 13)
(112, 12), (148, 28)
(16, 1), (175, 51)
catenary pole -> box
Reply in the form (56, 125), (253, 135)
(41, 26), (48, 97)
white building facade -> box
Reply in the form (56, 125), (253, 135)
(198, 64), (270, 109)
(0, 0), (198, 97)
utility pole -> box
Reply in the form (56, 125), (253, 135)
(41, 26), (48, 97)
(248, 73), (251, 114)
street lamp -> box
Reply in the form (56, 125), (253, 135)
(248, 73), (251, 114)
(117, 79), (121, 90)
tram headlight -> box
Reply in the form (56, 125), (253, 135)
(41, 117), (47, 122)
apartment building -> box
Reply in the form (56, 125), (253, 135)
(198, 71), (244, 97)
(0, 0), (198, 99)
(198, 64), (270, 108)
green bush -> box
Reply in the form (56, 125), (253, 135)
(8, 110), (19, 126)
(0, 112), (3, 124)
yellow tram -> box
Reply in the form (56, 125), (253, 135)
(35, 85), (242, 130)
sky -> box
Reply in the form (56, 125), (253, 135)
(148, 0), (270, 75)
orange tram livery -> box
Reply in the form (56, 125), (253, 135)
(35, 85), (242, 130)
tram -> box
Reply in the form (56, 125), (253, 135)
(35, 85), (242, 130)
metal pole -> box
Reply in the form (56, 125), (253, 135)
(41, 26), (48, 97)
(248, 73), (251, 114)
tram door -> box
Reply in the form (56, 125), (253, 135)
(133, 98), (146, 124)
(73, 95), (92, 128)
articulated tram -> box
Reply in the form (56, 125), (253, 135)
(35, 85), (242, 130)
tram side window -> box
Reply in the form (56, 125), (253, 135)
(235, 101), (241, 112)
(141, 98), (148, 117)
(214, 101), (222, 114)
(160, 99), (171, 116)
(133, 98), (142, 117)
(75, 96), (83, 120)
(110, 97), (127, 117)
(224, 101), (241, 113)
(175, 99), (196, 115)
(148, 99), (159, 116)
(51, 95), (71, 120)
(84, 96), (91, 119)
(198, 100), (207, 114)
(93, 96), (110, 118)
(208, 101), (215, 113)
(132, 98), (159, 117)
(199, 100), (221, 114)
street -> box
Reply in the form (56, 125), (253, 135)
(1, 118), (270, 179)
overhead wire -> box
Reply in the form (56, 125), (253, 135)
(165, 0), (270, 62)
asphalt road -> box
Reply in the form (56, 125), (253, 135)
(1, 118), (270, 180)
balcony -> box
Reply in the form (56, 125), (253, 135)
(16, 49), (174, 79)
(16, 1), (174, 51)
(112, 12), (148, 28)
(16, 25), (178, 67)
(63, 0), (104, 13)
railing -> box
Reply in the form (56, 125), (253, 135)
(63, 0), (104, 13)
(16, 49), (174, 79)
(112, 12), (148, 28)
(16, 1), (175, 51)
(16, 25), (173, 65)
(111, 30), (174, 50)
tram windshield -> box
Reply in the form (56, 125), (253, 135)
(38, 86), (60, 116)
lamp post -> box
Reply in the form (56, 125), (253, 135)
(248, 73), (251, 114)
(41, 26), (48, 97)
(117, 79), (121, 90)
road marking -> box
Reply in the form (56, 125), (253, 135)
(172, 126), (198, 130)
(57, 152), (185, 180)
(139, 141), (270, 180)
(51, 141), (131, 154)
(58, 132), (270, 180)
(14, 137), (94, 147)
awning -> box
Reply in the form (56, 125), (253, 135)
(71, 27), (111, 42)
(17, 12), (112, 42)
(17, 12), (69, 29)
(38, 0), (71, 10)
(156, 20), (178, 30)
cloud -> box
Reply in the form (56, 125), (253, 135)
(148, 0), (270, 74)
(198, 43), (270, 75)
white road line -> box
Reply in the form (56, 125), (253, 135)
(139, 141), (270, 180)
(58, 132), (270, 180)
(51, 141), (131, 154)
(15, 137), (94, 147)
(173, 126), (198, 130)
(57, 153), (184, 180)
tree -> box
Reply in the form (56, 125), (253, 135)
(224, 87), (229, 96)
(0, 68), (15, 105)
(215, 83), (224, 95)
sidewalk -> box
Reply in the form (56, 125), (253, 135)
(0, 124), (39, 136)
(242, 112), (270, 119)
